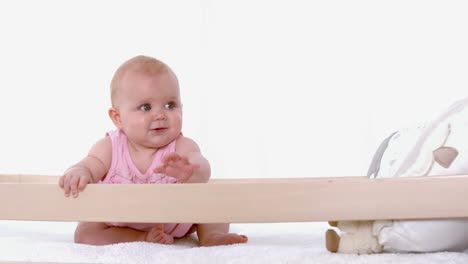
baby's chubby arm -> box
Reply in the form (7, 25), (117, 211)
(59, 137), (112, 197)
(154, 136), (211, 183)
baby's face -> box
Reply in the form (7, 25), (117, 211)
(113, 70), (182, 148)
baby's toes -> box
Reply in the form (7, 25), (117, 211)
(146, 224), (174, 244)
(155, 232), (174, 245)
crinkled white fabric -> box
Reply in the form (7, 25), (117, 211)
(377, 96), (468, 179)
(376, 124), (427, 179)
(379, 219), (468, 253)
(374, 96), (468, 253)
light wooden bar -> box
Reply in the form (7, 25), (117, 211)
(0, 174), (59, 183)
(1, 174), (467, 223)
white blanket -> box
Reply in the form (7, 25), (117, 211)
(0, 221), (467, 263)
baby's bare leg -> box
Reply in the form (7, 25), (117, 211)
(74, 222), (173, 245)
(196, 223), (248, 246)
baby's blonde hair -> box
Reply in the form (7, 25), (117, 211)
(110, 55), (177, 107)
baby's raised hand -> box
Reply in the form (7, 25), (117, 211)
(59, 167), (93, 198)
(154, 152), (200, 183)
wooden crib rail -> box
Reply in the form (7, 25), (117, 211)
(0, 174), (59, 183)
(1, 174), (467, 223)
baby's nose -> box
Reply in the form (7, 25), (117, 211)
(153, 110), (166, 120)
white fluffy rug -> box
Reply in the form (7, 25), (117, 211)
(0, 221), (467, 263)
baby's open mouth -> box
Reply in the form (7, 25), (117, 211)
(151, 127), (167, 132)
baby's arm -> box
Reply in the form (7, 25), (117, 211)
(154, 136), (211, 183)
(180, 137), (210, 183)
(59, 137), (112, 197)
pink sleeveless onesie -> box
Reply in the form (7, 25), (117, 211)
(100, 130), (193, 238)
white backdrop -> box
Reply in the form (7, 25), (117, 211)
(0, 0), (467, 179)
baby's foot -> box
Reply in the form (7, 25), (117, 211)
(200, 233), (248, 247)
(145, 224), (174, 245)
(326, 229), (340, 253)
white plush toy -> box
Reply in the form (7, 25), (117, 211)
(326, 97), (468, 254)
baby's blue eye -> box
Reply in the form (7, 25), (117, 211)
(165, 102), (176, 109)
(139, 104), (151, 111)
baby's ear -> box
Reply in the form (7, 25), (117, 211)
(433, 146), (459, 168)
(108, 107), (123, 129)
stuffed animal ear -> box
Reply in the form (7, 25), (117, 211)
(433, 146), (459, 168)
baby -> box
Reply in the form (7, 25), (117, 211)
(59, 55), (248, 246)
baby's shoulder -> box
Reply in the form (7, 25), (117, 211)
(175, 135), (200, 154)
(89, 136), (112, 157)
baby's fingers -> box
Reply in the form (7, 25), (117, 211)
(59, 176), (73, 197)
(183, 163), (200, 174)
(154, 165), (166, 174)
(77, 176), (90, 193)
(162, 152), (181, 164)
(59, 175), (65, 189)
(180, 156), (190, 165)
(62, 175), (72, 197)
(69, 175), (80, 198)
